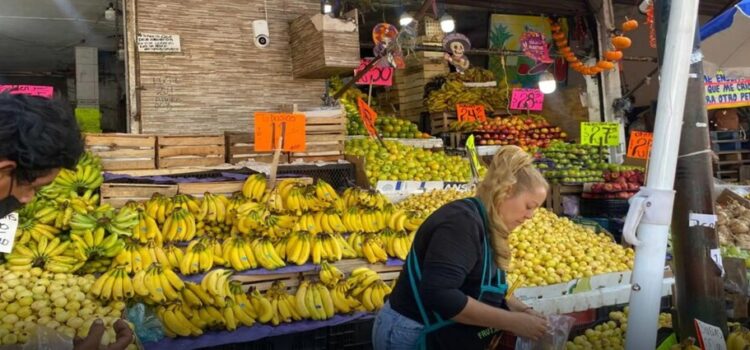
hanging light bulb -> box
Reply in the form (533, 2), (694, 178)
(322, 0), (333, 14)
(399, 12), (414, 26)
(104, 3), (116, 21)
(439, 14), (455, 33)
(538, 71), (557, 94)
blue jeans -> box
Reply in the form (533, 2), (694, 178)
(372, 301), (424, 350)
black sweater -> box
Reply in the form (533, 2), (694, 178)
(389, 199), (505, 324)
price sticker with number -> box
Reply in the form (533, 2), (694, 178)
(254, 112), (306, 152)
(357, 97), (379, 138)
(355, 59), (394, 87)
(510, 88), (544, 111)
(457, 104), (487, 122)
(0, 212), (19, 253)
(580, 122), (621, 146)
(694, 319), (726, 350)
(627, 131), (653, 159)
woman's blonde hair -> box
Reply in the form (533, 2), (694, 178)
(476, 146), (548, 270)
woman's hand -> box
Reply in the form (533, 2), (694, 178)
(509, 312), (549, 341)
(73, 319), (134, 350)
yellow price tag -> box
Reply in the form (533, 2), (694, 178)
(581, 122), (620, 146)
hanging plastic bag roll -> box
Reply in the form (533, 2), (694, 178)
(515, 315), (577, 350)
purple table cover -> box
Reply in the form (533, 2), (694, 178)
(142, 312), (373, 350)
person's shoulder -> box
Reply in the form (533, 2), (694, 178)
(431, 198), (482, 224)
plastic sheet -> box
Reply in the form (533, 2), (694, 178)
(515, 315), (576, 350)
(22, 326), (73, 350)
(127, 303), (164, 344)
(142, 312), (372, 350)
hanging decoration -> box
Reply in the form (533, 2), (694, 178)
(549, 18), (635, 76)
(646, 1), (657, 49)
(372, 23), (405, 69)
(442, 32), (471, 73)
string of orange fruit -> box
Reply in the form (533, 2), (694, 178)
(549, 18), (638, 76)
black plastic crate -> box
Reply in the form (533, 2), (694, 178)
(579, 198), (630, 218)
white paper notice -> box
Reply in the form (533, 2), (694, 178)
(694, 319), (726, 350)
(0, 212), (19, 253)
(688, 213), (717, 228)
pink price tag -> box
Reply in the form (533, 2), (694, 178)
(0, 85), (54, 99)
(354, 58), (394, 87)
(510, 88), (544, 111)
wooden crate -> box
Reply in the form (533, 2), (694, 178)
(100, 183), (178, 207)
(157, 135), (225, 169)
(428, 111), (457, 135)
(84, 133), (156, 171)
(177, 181), (244, 197)
(395, 53), (448, 121)
(417, 16), (444, 46)
(289, 10), (360, 79)
(550, 184), (584, 215)
(225, 132), (284, 164)
(285, 107), (346, 163)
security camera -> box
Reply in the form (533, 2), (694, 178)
(253, 20), (270, 49)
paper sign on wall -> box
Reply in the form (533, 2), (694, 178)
(355, 59), (394, 87)
(694, 319), (726, 350)
(627, 131), (653, 159)
(0, 213), (19, 254)
(254, 113), (306, 152)
(357, 98), (379, 138)
(704, 71), (750, 110)
(581, 122), (621, 146)
(456, 104), (487, 122)
(519, 31), (553, 63)
(0, 85), (53, 99)
(510, 88), (544, 111)
(137, 33), (181, 52)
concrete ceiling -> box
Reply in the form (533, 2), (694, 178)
(0, 0), (119, 74)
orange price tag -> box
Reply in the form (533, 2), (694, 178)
(627, 131), (653, 159)
(357, 97), (379, 138)
(253, 112), (306, 152)
(456, 104), (487, 122)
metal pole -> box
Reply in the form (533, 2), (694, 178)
(657, 0), (728, 339)
(623, 0), (700, 348)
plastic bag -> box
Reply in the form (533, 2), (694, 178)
(127, 303), (164, 343)
(22, 325), (73, 350)
(515, 314), (577, 350)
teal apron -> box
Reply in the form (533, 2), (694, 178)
(406, 197), (509, 350)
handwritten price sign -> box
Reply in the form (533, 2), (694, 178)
(580, 122), (621, 146)
(357, 98), (379, 138)
(694, 319), (726, 350)
(0, 213), (19, 254)
(0, 85), (54, 99)
(355, 59), (394, 87)
(510, 88), (544, 111)
(254, 113), (306, 152)
(456, 104), (487, 122)
(627, 131), (653, 159)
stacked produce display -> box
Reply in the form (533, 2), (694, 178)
(425, 68), (508, 113)
(450, 115), (567, 150)
(566, 307), (672, 350)
(582, 169), (645, 200)
(716, 199), (750, 266)
(344, 138), (473, 184)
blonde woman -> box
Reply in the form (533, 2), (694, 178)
(372, 146), (550, 350)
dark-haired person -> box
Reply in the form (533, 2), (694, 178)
(0, 93), (134, 350)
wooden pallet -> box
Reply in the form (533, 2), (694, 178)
(84, 133), (157, 171)
(428, 111), (457, 135)
(282, 106), (346, 163)
(177, 181), (244, 198)
(225, 131), (282, 164)
(157, 135), (225, 169)
(100, 183), (178, 207)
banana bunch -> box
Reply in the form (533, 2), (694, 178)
(448, 120), (482, 132)
(145, 193), (171, 224)
(200, 269), (233, 301)
(168, 194), (202, 218)
(68, 189), (101, 214)
(728, 326), (750, 350)
(221, 235), (258, 271)
(5, 237), (82, 273)
(342, 188), (389, 210)
(283, 187), (310, 216)
(331, 280), (362, 314)
(224, 192), (248, 228)
(265, 190), (286, 214)
(133, 263), (185, 304)
(342, 207), (386, 233)
(295, 213), (320, 234)
(263, 213), (297, 238)
(162, 208), (197, 242)
(16, 201), (61, 245)
(198, 193), (229, 227)
(70, 205), (139, 237)
(233, 203), (268, 235)
(90, 265), (134, 301)
(113, 240), (152, 274)
(251, 237), (285, 270)
(163, 244), (185, 269)
(361, 236), (389, 264)
(315, 210), (346, 234)
(70, 227), (125, 263)
(180, 239), (221, 275)
(241, 174), (268, 201)
(314, 180), (340, 203)
(348, 267), (391, 312)
(387, 209), (424, 232)
(50, 163), (104, 194)
(263, 281), (302, 325)
(382, 229), (413, 260)
(221, 297), (258, 331)
(157, 304), (203, 337)
(311, 233), (343, 264)
(285, 231), (312, 266)
(181, 281), (215, 308)
(294, 280), (335, 321)
(131, 209), (162, 244)
(319, 261), (344, 286)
